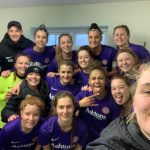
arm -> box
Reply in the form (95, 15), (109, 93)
(1, 95), (21, 123)
(0, 128), (10, 149)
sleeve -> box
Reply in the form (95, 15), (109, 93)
(0, 55), (4, 73)
(139, 46), (150, 62)
(0, 77), (8, 101)
(1, 95), (21, 123)
(86, 140), (111, 150)
(75, 91), (85, 102)
(77, 120), (88, 147)
(75, 92), (84, 109)
(0, 128), (10, 149)
(47, 59), (58, 72)
(108, 47), (117, 72)
(0, 93), (6, 101)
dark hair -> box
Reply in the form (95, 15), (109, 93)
(34, 24), (49, 41)
(55, 34), (73, 65)
(77, 46), (102, 72)
(20, 95), (44, 114)
(89, 67), (106, 79)
(77, 45), (93, 58)
(14, 53), (31, 64)
(88, 23), (102, 37)
(13, 53), (31, 81)
(51, 91), (76, 115)
(113, 25), (130, 37)
(58, 33), (73, 45)
(111, 74), (130, 87)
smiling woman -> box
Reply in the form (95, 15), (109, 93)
(0, 95), (45, 150)
(1, 62), (50, 123)
(39, 91), (88, 150)
(76, 67), (121, 143)
(46, 60), (82, 100)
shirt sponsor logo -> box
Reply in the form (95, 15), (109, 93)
(51, 143), (75, 149)
(86, 108), (106, 120)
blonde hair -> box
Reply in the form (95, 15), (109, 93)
(19, 95), (44, 114)
(127, 62), (150, 123)
(116, 48), (138, 64)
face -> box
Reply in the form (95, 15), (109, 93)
(21, 104), (40, 133)
(111, 79), (130, 105)
(59, 64), (74, 85)
(15, 56), (30, 76)
(88, 30), (101, 49)
(117, 52), (136, 73)
(56, 96), (74, 123)
(7, 26), (22, 43)
(78, 50), (92, 69)
(133, 68), (150, 140)
(113, 27), (129, 48)
(34, 30), (47, 49)
(26, 72), (41, 88)
(59, 35), (72, 54)
(89, 69), (106, 94)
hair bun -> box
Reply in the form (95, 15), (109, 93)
(39, 24), (46, 29)
(89, 23), (102, 33)
(90, 23), (98, 29)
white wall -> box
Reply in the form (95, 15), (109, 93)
(0, 1), (150, 50)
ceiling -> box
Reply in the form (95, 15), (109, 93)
(0, 0), (147, 8)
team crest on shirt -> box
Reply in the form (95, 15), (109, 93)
(102, 59), (108, 65)
(45, 58), (50, 64)
(102, 107), (110, 114)
(72, 136), (79, 143)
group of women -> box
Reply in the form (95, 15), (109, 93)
(0, 22), (150, 150)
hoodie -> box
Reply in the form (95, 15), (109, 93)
(86, 117), (150, 150)
(0, 33), (33, 72)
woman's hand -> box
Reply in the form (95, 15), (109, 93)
(8, 114), (19, 122)
(79, 93), (99, 107)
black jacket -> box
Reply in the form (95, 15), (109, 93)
(0, 33), (33, 72)
(86, 117), (150, 150)
(1, 79), (50, 123)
